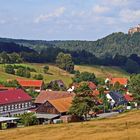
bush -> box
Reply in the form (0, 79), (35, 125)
(0, 80), (21, 88)
(43, 65), (49, 74)
(13, 65), (36, 72)
(34, 74), (43, 80)
(5, 65), (15, 74)
(16, 67), (31, 78)
(19, 113), (38, 126)
(27, 88), (39, 98)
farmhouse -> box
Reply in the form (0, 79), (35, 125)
(36, 97), (72, 115)
(106, 91), (127, 108)
(47, 80), (66, 90)
(105, 77), (128, 86)
(67, 82), (97, 92)
(35, 90), (74, 106)
(0, 84), (15, 91)
(34, 91), (74, 122)
(0, 89), (32, 117)
(17, 79), (43, 92)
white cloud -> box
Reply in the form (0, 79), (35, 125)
(92, 5), (110, 14)
(35, 7), (65, 23)
(120, 9), (140, 22)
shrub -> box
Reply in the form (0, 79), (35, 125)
(5, 65), (15, 74)
(43, 65), (49, 74)
(34, 74), (43, 80)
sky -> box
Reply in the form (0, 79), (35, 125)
(0, 0), (140, 40)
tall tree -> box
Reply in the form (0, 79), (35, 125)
(56, 52), (74, 73)
(69, 83), (97, 120)
(43, 65), (49, 74)
(129, 74), (140, 108)
(72, 71), (97, 83)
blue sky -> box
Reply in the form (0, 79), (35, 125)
(0, 0), (140, 40)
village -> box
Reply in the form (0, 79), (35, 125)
(0, 74), (136, 130)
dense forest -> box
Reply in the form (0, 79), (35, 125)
(0, 32), (140, 57)
(0, 42), (35, 53)
(0, 31), (140, 73)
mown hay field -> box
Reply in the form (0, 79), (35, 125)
(0, 110), (139, 140)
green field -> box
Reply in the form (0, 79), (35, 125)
(0, 63), (129, 86)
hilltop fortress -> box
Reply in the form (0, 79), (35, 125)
(128, 24), (140, 35)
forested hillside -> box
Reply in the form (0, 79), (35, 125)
(0, 32), (140, 74)
(0, 42), (35, 53)
(0, 32), (140, 57)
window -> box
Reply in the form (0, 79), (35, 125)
(22, 103), (24, 108)
(0, 106), (3, 111)
(15, 104), (18, 109)
(12, 104), (14, 110)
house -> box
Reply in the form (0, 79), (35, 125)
(17, 79), (43, 92)
(35, 90), (74, 107)
(88, 82), (97, 90)
(67, 82), (97, 92)
(36, 97), (72, 115)
(0, 117), (19, 129)
(105, 78), (128, 86)
(106, 91), (127, 108)
(35, 96), (73, 124)
(0, 84), (15, 91)
(0, 89), (32, 117)
(124, 94), (134, 109)
(47, 80), (66, 90)
(124, 94), (133, 102)
(34, 91), (74, 123)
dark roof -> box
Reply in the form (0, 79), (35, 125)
(109, 91), (127, 105)
(0, 89), (32, 105)
(48, 80), (66, 88)
(35, 90), (74, 104)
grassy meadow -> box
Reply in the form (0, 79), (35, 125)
(0, 63), (129, 86)
(0, 110), (139, 140)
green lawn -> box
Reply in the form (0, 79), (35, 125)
(0, 63), (129, 87)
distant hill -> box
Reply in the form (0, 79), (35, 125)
(0, 41), (36, 53)
(0, 32), (140, 57)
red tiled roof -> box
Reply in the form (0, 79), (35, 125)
(0, 84), (15, 90)
(72, 82), (96, 90)
(88, 82), (97, 90)
(35, 90), (74, 104)
(48, 97), (72, 113)
(110, 78), (128, 85)
(93, 90), (100, 96)
(0, 84), (4, 87)
(0, 89), (32, 105)
(0, 87), (16, 90)
(92, 90), (109, 96)
(17, 79), (43, 87)
(124, 94), (133, 102)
